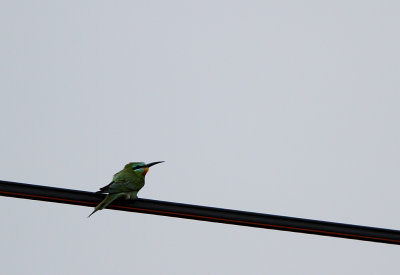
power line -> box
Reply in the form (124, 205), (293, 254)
(1, 179), (399, 245)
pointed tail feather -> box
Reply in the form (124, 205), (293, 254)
(88, 193), (124, 218)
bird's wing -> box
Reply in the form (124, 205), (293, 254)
(97, 169), (143, 193)
(96, 170), (127, 193)
(96, 182), (113, 193)
(106, 180), (140, 194)
(97, 180), (139, 193)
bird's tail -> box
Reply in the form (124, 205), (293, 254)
(88, 193), (123, 218)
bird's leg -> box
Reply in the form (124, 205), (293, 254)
(125, 191), (138, 200)
(131, 191), (138, 200)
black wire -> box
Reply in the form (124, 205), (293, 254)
(1, 179), (399, 245)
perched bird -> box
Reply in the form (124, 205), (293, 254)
(88, 161), (164, 217)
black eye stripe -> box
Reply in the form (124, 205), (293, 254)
(132, 165), (146, 171)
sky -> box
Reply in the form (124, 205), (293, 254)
(1, 1), (399, 274)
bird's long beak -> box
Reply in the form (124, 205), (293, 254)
(145, 161), (164, 168)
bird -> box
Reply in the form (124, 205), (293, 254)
(88, 161), (164, 217)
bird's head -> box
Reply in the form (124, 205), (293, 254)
(126, 161), (164, 176)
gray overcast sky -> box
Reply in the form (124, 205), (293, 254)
(1, 1), (399, 274)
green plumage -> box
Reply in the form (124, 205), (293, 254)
(88, 161), (163, 217)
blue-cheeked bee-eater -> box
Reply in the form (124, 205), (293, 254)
(88, 161), (164, 217)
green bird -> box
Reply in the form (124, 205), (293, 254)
(88, 161), (164, 217)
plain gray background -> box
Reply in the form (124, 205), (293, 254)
(1, 1), (399, 274)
